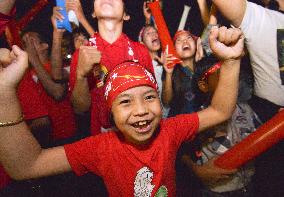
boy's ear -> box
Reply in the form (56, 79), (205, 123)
(123, 13), (130, 21)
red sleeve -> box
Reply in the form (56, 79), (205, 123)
(134, 42), (154, 75)
(64, 134), (114, 176)
(0, 165), (10, 189)
(69, 50), (79, 91)
(161, 113), (199, 147)
(17, 72), (48, 120)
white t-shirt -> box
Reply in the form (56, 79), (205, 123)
(240, 2), (284, 106)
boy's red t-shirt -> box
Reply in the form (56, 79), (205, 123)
(64, 113), (199, 197)
(69, 33), (153, 135)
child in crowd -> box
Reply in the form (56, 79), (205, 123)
(162, 30), (213, 117)
(65, 0), (154, 135)
(0, 26), (243, 196)
(139, 25), (169, 118)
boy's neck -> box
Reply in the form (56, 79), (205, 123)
(181, 58), (194, 71)
(98, 19), (124, 44)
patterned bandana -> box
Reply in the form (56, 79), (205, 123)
(104, 61), (158, 108)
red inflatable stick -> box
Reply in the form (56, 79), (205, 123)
(215, 110), (284, 170)
(17, 0), (49, 30)
(148, 1), (181, 68)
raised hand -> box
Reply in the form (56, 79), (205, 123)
(66, 0), (85, 21)
(51, 6), (65, 33)
(209, 26), (244, 61)
(77, 46), (101, 79)
(143, 2), (151, 24)
(0, 46), (28, 90)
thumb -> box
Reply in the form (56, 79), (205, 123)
(208, 26), (219, 53)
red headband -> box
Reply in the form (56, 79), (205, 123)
(104, 61), (158, 108)
(173, 30), (198, 42)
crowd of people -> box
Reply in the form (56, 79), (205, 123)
(0, 0), (283, 196)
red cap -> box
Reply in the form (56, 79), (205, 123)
(104, 61), (158, 108)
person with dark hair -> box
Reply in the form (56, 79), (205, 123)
(65, 0), (154, 135)
(0, 26), (244, 196)
(211, 0), (284, 195)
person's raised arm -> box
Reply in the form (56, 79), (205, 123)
(211, 0), (246, 27)
(51, 6), (69, 86)
(197, 0), (210, 26)
(66, 0), (95, 37)
(23, 34), (67, 101)
(0, 46), (71, 180)
(71, 46), (101, 113)
(198, 26), (244, 132)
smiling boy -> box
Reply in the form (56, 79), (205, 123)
(0, 26), (243, 196)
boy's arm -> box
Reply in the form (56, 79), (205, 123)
(198, 26), (244, 132)
(161, 53), (175, 106)
(197, 0), (210, 26)
(23, 35), (67, 101)
(0, 46), (71, 180)
(71, 46), (101, 113)
(50, 7), (69, 84)
(211, 0), (246, 27)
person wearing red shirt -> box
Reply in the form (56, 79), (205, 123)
(0, 26), (243, 196)
(66, 0), (154, 135)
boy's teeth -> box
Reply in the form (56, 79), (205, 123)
(138, 121), (147, 126)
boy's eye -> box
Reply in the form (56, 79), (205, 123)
(119, 99), (130, 105)
(145, 94), (156, 100)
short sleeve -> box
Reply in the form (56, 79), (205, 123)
(64, 134), (114, 176)
(160, 113), (199, 147)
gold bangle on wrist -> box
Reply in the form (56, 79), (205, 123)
(0, 115), (24, 127)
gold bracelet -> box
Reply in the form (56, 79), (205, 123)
(0, 115), (24, 127)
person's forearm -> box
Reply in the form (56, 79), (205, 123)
(211, 0), (246, 27)
(71, 76), (91, 113)
(211, 59), (240, 120)
(208, 4), (218, 25)
(79, 16), (95, 37)
(0, 89), (42, 179)
(162, 73), (173, 106)
(51, 31), (64, 80)
(32, 60), (66, 101)
(197, 0), (210, 26)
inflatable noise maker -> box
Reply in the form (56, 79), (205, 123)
(56, 0), (79, 32)
(148, 0), (181, 68)
(215, 110), (284, 170)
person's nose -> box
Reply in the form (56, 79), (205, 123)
(133, 100), (149, 117)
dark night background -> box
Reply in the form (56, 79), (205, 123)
(1, 0), (264, 47)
